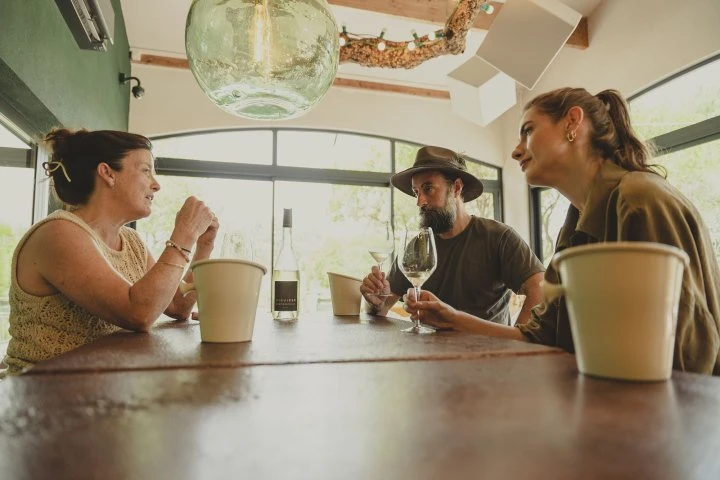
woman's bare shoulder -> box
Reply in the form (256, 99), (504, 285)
(23, 217), (98, 261)
(16, 217), (96, 295)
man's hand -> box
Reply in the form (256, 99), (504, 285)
(404, 288), (458, 330)
(360, 265), (391, 307)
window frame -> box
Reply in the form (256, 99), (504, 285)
(149, 128), (503, 313)
(152, 127), (504, 229)
(153, 128), (504, 285)
(0, 117), (39, 350)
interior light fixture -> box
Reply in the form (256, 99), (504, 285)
(185, 0), (339, 121)
(119, 73), (145, 98)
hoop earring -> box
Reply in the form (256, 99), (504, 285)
(566, 130), (577, 143)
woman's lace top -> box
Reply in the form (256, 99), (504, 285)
(3, 210), (148, 374)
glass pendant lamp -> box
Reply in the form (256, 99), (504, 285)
(185, 0), (339, 121)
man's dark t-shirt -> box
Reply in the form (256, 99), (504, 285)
(388, 216), (544, 325)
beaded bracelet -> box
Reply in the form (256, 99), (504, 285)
(168, 239), (192, 254)
(165, 240), (191, 263)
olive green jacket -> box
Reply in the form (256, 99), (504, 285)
(518, 162), (720, 375)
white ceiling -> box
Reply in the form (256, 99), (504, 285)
(119, 0), (603, 91)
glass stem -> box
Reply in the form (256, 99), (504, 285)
(414, 286), (421, 329)
(377, 262), (383, 294)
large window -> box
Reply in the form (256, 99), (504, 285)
(533, 189), (570, 265)
(531, 55), (720, 264)
(141, 129), (503, 315)
(650, 139), (720, 260)
(0, 122), (34, 346)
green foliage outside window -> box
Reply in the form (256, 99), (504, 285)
(629, 60), (720, 140)
(0, 225), (22, 342)
(655, 140), (720, 263)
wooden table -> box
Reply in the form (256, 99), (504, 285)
(3, 354), (720, 479)
(28, 314), (561, 374)
(3, 313), (720, 479)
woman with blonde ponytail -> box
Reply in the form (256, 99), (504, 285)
(508, 87), (720, 375)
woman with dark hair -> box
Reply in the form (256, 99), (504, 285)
(406, 88), (720, 375)
(3, 128), (218, 375)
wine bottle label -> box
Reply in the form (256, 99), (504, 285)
(274, 281), (298, 310)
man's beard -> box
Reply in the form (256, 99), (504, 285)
(419, 192), (457, 234)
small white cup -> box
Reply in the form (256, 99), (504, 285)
(543, 242), (689, 381)
(327, 272), (362, 316)
(180, 259), (267, 343)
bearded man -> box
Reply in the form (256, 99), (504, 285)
(360, 146), (545, 329)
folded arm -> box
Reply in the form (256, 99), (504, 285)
(514, 272), (545, 325)
(31, 220), (189, 332)
(163, 216), (219, 320)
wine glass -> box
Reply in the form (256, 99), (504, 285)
(367, 221), (395, 298)
(221, 232), (254, 261)
(397, 227), (437, 334)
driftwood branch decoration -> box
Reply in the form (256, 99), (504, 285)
(338, 0), (488, 69)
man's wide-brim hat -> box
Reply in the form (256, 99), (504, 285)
(390, 146), (484, 202)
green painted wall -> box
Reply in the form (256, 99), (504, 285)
(0, 0), (131, 137)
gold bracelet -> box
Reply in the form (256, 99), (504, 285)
(165, 240), (190, 263)
(157, 260), (186, 269)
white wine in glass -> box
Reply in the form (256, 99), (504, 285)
(368, 250), (391, 266)
(403, 271), (433, 287)
(397, 227), (437, 334)
(367, 221), (394, 298)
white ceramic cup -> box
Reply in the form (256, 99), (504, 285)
(543, 242), (689, 382)
(180, 259), (267, 343)
(327, 272), (362, 316)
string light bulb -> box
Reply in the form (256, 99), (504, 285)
(407, 29), (420, 51)
(339, 24), (348, 46)
(428, 31), (436, 41)
(377, 28), (387, 51)
(480, 2), (495, 14)
(251, 0), (271, 75)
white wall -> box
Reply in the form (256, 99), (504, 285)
(532, 0), (720, 97)
(129, 0), (720, 241)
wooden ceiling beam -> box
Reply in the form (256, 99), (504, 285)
(328, 0), (589, 49)
(131, 54), (451, 99)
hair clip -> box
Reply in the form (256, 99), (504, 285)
(42, 161), (72, 182)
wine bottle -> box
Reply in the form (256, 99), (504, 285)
(272, 208), (299, 321)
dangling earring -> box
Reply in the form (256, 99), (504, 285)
(566, 130), (577, 143)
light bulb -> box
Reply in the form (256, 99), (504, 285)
(377, 41), (386, 51)
(251, 0), (272, 76)
(339, 36), (346, 46)
(480, 3), (495, 14)
(186, 0), (340, 120)
(407, 41), (416, 51)
(428, 31), (436, 41)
